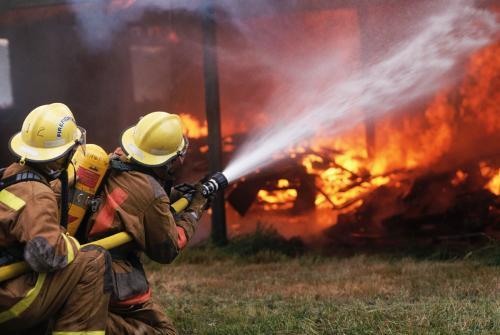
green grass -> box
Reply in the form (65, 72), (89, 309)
(147, 234), (500, 335)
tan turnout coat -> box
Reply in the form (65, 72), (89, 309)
(0, 163), (110, 334)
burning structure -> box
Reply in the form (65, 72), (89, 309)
(0, 0), (498, 247)
(182, 1), (500, 247)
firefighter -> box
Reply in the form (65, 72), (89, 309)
(0, 103), (111, 334)
(82, 112), (207, 335)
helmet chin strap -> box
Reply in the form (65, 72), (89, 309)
(44, 147), (77, 181)
(51, 150), (74, 229)
(59, 169), (69, 229)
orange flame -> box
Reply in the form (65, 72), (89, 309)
(486, 174), (500, 196)
(451, 170), (468, 186)
(180, 41), (499, 212)
(180, 113), (208, 139)
(480, 162), (500, 196)
(257, 179), (298, 210)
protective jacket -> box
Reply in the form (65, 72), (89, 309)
(0, 163), (111, 335)
(0, 163), (79, 311)
(84, 152), (205, 306)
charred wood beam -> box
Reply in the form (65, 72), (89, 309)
(201, 0), (227, 246)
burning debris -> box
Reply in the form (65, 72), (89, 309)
(1, 0), (495, 247)
(180, 38), (500, 244)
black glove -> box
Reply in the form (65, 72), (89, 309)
(203, 190), (217, 210)
(189, 183), (208, 211)
(173, 183), (197, 202)
(168, 187), (183, 203)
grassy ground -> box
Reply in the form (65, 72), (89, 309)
(147, 235), (500, 335)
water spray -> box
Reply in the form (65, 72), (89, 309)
(222, 2), (498, 183)
(2, 1), (497, 284)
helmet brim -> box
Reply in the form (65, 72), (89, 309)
(9, 127), (82, 163)
(121, 126), (187, 167)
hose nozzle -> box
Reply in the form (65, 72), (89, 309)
(201, 172), (228, 197)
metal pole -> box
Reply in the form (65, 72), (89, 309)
(201, 1), (227, 245)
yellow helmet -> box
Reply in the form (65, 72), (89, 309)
(9, 103), (85, 163)
(121, 111), (188, 167)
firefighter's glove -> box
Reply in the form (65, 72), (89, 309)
(186, 183), (208, 214)
(203, 191), (217, 210)
(173, 183), (197, 202)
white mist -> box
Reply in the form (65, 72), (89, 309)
(223, 2), (497, 183)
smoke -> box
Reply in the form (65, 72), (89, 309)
(71, 0), (298, 49)
(223, 1), (498, 182)
(69, 0), (498, 183)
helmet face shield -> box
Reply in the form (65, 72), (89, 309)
(178, 135), (189, 158)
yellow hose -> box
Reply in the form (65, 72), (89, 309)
(0, 262), (30, 283)
(0, 196), (191, 282)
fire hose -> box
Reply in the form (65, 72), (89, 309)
(0, 172), (228, 283)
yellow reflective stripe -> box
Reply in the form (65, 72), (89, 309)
(68, 235), (81, 250)
(0, 189), (25, 211)
(52, 332), (105, 335)
(61, 233), (78, 265)
(0, 273), (46, 323)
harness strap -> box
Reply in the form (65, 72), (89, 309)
(0, 170), (48, 191)
(109, 159), (152, 175)
(0, 245), (23, 266)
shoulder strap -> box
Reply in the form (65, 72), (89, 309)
(109, 158), (153, 175)
(0, 170), (48, 191)
(109, 159), (173, 196)
(109, 158), (133, 172)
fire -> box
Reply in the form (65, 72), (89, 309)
(182, 41), (499, 214)
(300, 151), (390, 209)
(480, 162), (500, 196)
(486, 174), (500, 196)
(451, 170), (468, 186)
(180, 113), (208, 139)
(257, 179), (298, 210)
(292, 42), (500, 210)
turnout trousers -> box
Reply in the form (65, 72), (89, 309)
(0, 245), (111, 334)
